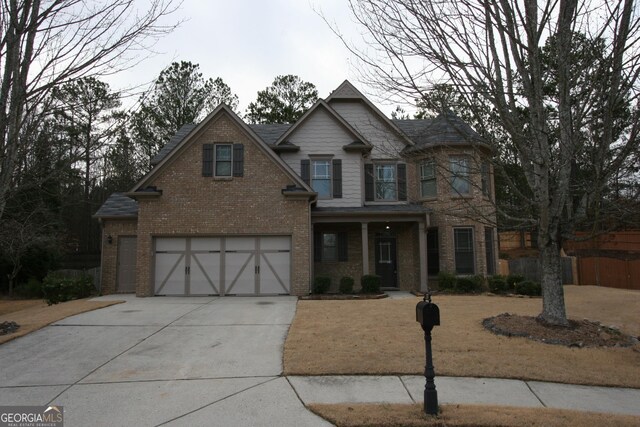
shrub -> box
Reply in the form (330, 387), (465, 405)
(361, 275), (381, 294)
(313, 276), (331, 294)
(42, 273), (94, 305)
(339, 276), (354, 294)
(506, 274), (526, 287)
(436, 272), (457, 291)
(15, 277), (44, 299)
(488, 275), (509, 294)
(514, 280), (542, 296)
(455, 275), (484, 294)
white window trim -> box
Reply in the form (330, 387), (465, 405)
(374, 162), (398, 202)
(214, 143), (233, 178)
(311, 158), (333, 200)
(453, 227), (475, 275)
(449, 156), (471, 197)
(420, 159), (437, 199)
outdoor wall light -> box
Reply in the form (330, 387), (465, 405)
(385, 225), (391, 230)
(107, 234), (113, 245)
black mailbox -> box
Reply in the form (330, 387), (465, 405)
(416, 301), (440, 328)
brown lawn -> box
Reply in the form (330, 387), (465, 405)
(0, 298), (123, 345)
(284, 286), (640, 388)
(308, 403), (640, 427)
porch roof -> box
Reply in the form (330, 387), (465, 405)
(311, 204), (430, 222)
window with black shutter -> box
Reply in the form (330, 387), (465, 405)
(314, 232), (348, 262)
(202, 144), (213, 177)
(364, 164), (374, 201)
(233, 144), (244, 177)
(332, 159), (342, 198)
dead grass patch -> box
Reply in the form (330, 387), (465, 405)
(308, 403), (640, 427)
(0, 298), (123, 345)
(0, 299), (46, 316)
(284, 286), (640, 387)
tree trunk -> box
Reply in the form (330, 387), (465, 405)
(539, 240), (568, 326)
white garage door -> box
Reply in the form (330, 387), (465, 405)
(154, 236), (290, 296)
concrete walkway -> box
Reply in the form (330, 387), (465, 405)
(287, 375), (640, 417)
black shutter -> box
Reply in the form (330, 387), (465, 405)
(313, 232), (322, 262)
(233, 144), (244, 177)
(202, 144), (213, 177)
(397, 163), (407, 201)
(301, 159), (310, 185)
(338, 232), (348, 261)
(332, 159), (342, 198)
(364, 164), (374, 201)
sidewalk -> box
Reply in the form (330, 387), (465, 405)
(287, 375), (640, 417)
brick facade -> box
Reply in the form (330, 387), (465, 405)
(126, 111), (312, 296)
(412, 146), (498, 278)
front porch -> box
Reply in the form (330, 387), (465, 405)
(311, 206), (430, 293)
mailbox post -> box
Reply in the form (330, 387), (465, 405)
(416, 292), (440, 415)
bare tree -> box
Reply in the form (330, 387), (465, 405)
(0, 0), (180, 222)
(338, 0), (640, 325)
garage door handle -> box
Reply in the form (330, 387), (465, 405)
(255, 265), (260, 274)
(185, 266), (190, 275)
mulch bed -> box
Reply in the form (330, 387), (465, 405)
(483, 313), (638, 348)
(0, 321), (19, 336)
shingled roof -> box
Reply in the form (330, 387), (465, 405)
(93, 193), (138, 218)
(394, 112), (488, 151)
(150, 123), (197, 166)
(248, 124), (291, 145)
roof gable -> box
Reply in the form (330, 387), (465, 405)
(273, 99), (370, 147)
(130, 104), (313, 194)
(326, 80), (413, 146)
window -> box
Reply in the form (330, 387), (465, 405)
(379, 241), (392, 263)
(450, 156), (470, 195)
(485, 227), (496, 275)
(314, 232), (348, 262)
(322, 233), (337, 262)
(301, 159), (342, 199)
(312, 160), (331, 198)
(481, 161), (491, 198)
(454, 228), (475, 274)
(215, 144), (232, 177)
(375, 164), (397, 201)
(427, 228), (440, 275)
(420, 160), (437, 198)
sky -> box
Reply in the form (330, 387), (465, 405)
(105, 0), (400, 116)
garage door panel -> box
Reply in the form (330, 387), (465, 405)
(225, 237), (256, 251)
(260, 252), (290, 294)
(154, 236), (291, 296)
(155, 253), (186, 295)
(190, 237), (221, 251)
(260, 236), (291, 251)
(190, 253), (220, 295)
(225, 252), (255, 295)
(155, 238), (186, 252)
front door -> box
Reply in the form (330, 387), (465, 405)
(375, 237), (397, 287)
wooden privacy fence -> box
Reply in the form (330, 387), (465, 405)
(507, 257), (575, 284)
(564, 231), (640, 290)
(577, 257), (640, 290)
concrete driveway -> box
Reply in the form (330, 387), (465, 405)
(0, 295), (330, 427)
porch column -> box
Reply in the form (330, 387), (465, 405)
(361, 222), (369, 276)
(419, 221), (428, 292)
